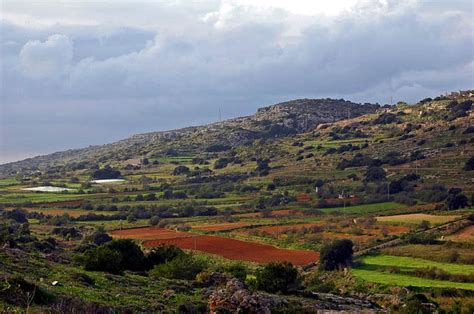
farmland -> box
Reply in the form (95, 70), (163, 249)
(376, 213), (461, 225)
(0, 94), (473, 312)
(353, 255), (474, 290)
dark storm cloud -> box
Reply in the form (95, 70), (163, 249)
(0, 0), (473, 163)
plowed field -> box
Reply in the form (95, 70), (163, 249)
(143, 235), (319, 265)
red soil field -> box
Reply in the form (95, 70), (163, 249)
(191, 222), (251, 232)
(234, 209), (305, 218)
(238, 223), (323, 235)
(111, 227), (195, 241)
(447, 225), (474, 242)
(20, 207), (114, 218)
(41, 200), (83, 207)
(143, 235), (319, 265)
(296, 193), (312, 202)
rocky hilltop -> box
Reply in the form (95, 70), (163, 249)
(0, 98), (380, 174)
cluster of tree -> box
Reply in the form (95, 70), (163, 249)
(0, 208), (58, 252)
(255, 159), (270, 176)
(387, 173), (419, 194)
(372, 112), (401, 125)
(445, 100), (472, 121)
(91, 166), (121, 180)
(172, 165), (190, 175)
(319, 239), (354, 271)
(255, 192), (295, 209)
(205, 144), (231, 152)
(78, 240), (204, 278)
(323, 143), (362, 156)
(337, 153), (379, 170)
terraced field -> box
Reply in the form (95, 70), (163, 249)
(353, 255), (474, 290)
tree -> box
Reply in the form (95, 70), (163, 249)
(172, 165), (190, 175)
(364, 166), (386, 182)
(319, 239), (353, 271)
(145, 245), (185, 268)
(109, 239), (145, 271)
(256, 262), (299, 293)
(127, 215), (137, 223)
(447, 193), (469, 210)
(464, 156), (474, 171)
(91, 166), (121, 180)
(149, 216), (160, 226)
(6, 208), (28, 223)
(81, 246), (122, 274)
(91, 229), (112, 246)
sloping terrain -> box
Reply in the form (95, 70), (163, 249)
(0, 99), (380, 175)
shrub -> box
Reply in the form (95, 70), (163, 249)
(256, 262), (299, 293)
(145, 245), (185, 269)
(447, 193), (469, 210)
(150, 254), (206, 280)
(149, 215), (160, 226)
(224, 262), (248, 281)
(214, 158), (230, 169)
(173, 166), (190, 175)
(91, 166), (121, 180)
(79, 239), (145, 274)
(319, 239), (353, 271)
(205, 144), (231, 152)
(91, 230), (112, 246)
(404, 233), (439, 245)
(418, 184), (448, 203)
(464, 156), (474, 171)
(80, 246), (123, 274)
(364, 166), (386, 182)
(5, 208), (28, 223)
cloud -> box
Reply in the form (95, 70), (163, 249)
(1, 0), (473, 162)
(19, 34), (73, 78)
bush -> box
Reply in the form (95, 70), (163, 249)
(80, 246), (123, 274)
(173, 166), (190, 175)
(91, 166), (121, 180)
(205, 144), (231, 152)
(224, 263), (248, 281)
(464, 156), (474, 171)
(447, 193), (469, 210)
(5, 208), (28, 223)
(145, 245), (185, 268)
(256, 262), (299, 293)
(364, 166), (386, 182)
(149, 215), (160, 226)
(319, 239), (353, 271)
(79, 239), (145, 274)
(91, 230), (112, 246)
(150, 254), (206, 280)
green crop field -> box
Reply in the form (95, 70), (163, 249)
(352, 269), (474, 290)
(359, 255), (474, 274)
(320, 202), (405, 214)
(353, 255), (474, 290)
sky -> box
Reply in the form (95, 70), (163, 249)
(0, 0), (473, 164)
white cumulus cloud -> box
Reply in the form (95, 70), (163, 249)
(19, 34), (73, 79)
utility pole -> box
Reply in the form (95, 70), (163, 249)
(387, 181), (390, 201)
(218, 107), (222, 123)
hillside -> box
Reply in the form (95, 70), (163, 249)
(0, 98), (380, 175)
(0, 92), (473, 313)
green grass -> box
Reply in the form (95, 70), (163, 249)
(352, 269), (474, 290)
(0, 192), (84, 204)
(0, 178), (20, 187)
(352, 254), (474, 290)
(360, 255), (474, 275)
(320, 202), (405, 214)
